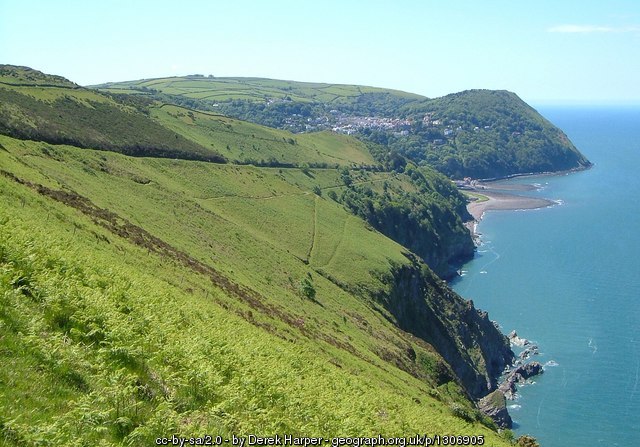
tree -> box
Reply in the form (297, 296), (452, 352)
(340, 168), (352, 187)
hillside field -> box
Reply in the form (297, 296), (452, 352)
(0, 135), (513, 445)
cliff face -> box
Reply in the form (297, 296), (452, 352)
(425, 232), (475, 280)
(340, 167), (475, 279)
(365, 210), (474, 280)
(380, 254), (513, 399)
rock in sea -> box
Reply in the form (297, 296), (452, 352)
(478, 390), (513, 429)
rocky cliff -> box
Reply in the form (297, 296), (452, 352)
(478, 390), (512, 428)
(380, 254), (514, 399)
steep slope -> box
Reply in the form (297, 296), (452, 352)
(150, 103), (376, 167)
(101, 76), (591, 179)
(336, 165), (474, 277)
(0, 66), (379, 169)
(0, 135), (512, 445)
(0, 65), (226, 162)
(0, 66), (520, 444)
(398, 89), (592, 178)
(0, 65), (476, 277)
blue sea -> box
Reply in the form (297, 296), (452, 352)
(451, 106), (640, 446)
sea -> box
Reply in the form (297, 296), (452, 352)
(451, 106), (640, 446)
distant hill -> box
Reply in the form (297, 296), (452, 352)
(0, 64), (79, 88)
(396, 89), (592, 179)
(98, 75), (591, 179)
(94, 75), (423, 104)
(0, 65), (226, 162)
(151, 103), (376, 167)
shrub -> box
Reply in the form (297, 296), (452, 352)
(516, 435), (540, 447)
(299, 277), (316, 300)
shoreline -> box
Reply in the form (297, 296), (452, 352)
(462, 163), (592, 233)
(463, 187), (556, 237)
(459, 182), (556, 430)
(473, 163), (593, 183)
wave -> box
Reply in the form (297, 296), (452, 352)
(508, 404), (522, 410)
(533, 183), (545, 191)
(588, 338), (598, 354)
(631, 358), (639, 401)
(544, 360), (559, 367)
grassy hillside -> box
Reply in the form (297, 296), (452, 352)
(100, 75), (591, 179)
(0, 66), (226, 163)
(335, 164), (474, 277)
(0, 65), (476, 277)
(0, 65), (77, 88)
(0, 66), (379, 169)
(95, 75), (422, 104)
(0, 65), (524, 444)
(0, 135), (513, 445)
(151, 104), (376, 167)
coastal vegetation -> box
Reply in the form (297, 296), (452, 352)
(0, 65), (573, 446)
(0, 67), (224, 163)
(96, 75), (591, 179)
(0, 133), (511, 445)
(335, 164), (474, 277)
(0, 66), (476, 277)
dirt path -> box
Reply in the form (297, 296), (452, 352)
(306, 195), (319, 263)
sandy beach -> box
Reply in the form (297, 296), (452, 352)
(464, 184), (556, 236)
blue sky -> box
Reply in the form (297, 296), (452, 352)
(1, 0), (639, 104)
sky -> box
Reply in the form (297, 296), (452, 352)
(1, 0), (639, 105)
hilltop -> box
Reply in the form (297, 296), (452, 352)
(97, 75), (591, 179)
(94, 75), (422, 104)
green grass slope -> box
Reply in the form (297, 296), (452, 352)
(0, 65), (225, 162)
(0, 65), (477, 278)
(100, 75), (591, 180)
(95, 75), (422, 104)
(151, 104), (375, 167)
(0, 66), (377, 169)
(0, 134), (513, 445)
(0, 65), (77, 88)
